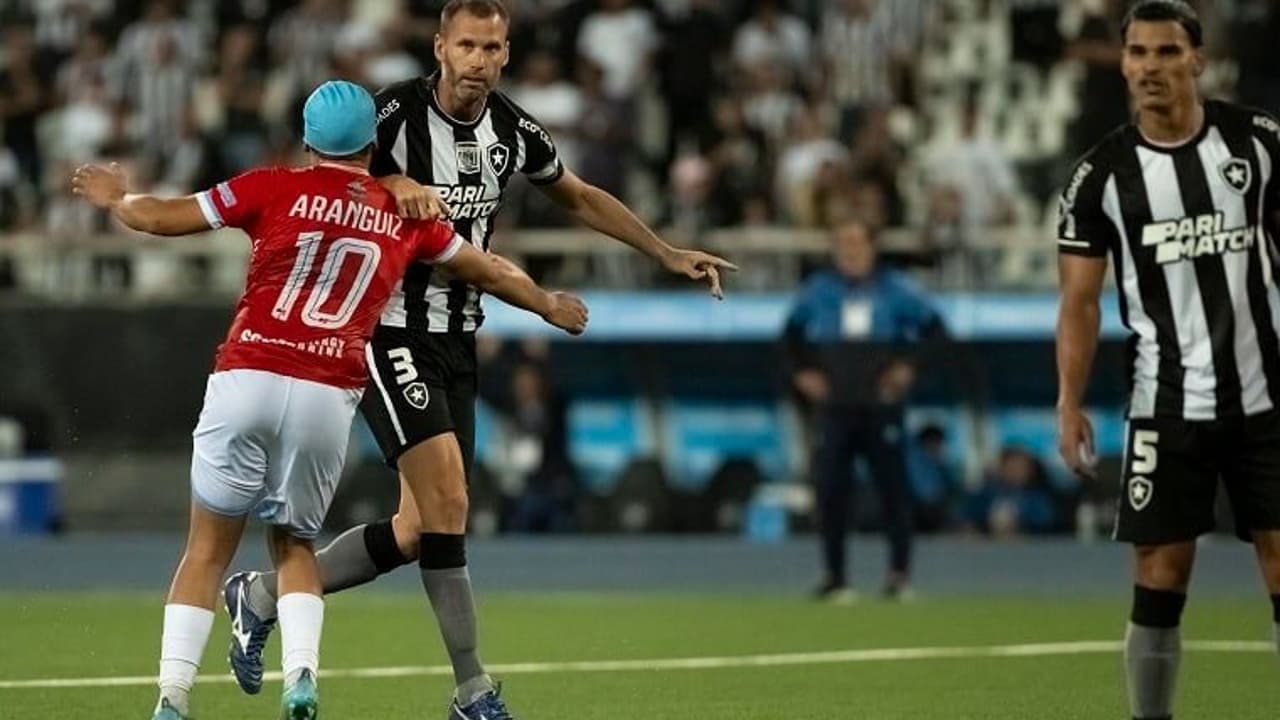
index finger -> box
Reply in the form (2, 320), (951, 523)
(706, 265), (723, 300)
(697, 253), (739, 272)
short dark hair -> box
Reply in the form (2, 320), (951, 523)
(830, 215), (878, 244)
(441, 0), (509, 29)
(1121, 0), (1203, 48)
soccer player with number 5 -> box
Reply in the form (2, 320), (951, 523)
(71, 80), (587, 720)
(1056, 3), (1280, 718)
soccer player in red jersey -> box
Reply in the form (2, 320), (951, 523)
(71, 80), (587, 720)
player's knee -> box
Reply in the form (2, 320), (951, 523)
(420, 480), (469, 519)
(182, 538), (236, 569)
(1134, 545), (1194, 590)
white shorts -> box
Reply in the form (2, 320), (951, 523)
(190, 369), (363, 539)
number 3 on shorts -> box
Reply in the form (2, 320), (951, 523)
(1131, 429), (1159, 475)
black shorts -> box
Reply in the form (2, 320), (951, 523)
(360, 326), (476, 473)
(1114, 409), (1280, 544)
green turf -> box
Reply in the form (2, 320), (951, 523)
(0, 592), (1277, 719)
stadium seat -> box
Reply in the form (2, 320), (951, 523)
(659, 399), (795, 491)
(567, 397), (655, 495)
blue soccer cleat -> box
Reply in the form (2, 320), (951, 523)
(280, 668), (318, 720)
(224, 571), (276, 695)
(450, 685), (516, 720)
(150, 697), (189, 720)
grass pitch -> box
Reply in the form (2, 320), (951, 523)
(1, 592), (1277, 719)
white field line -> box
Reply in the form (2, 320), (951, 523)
(0, 640), (1270, 690)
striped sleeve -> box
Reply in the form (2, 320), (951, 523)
(511, 106), (563, 185)
(199, 168), (278, 230)
(412, 218), (465, 264)
(1056, 156), (1116, 258)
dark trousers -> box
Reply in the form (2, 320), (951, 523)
(813, 405), (912, 584)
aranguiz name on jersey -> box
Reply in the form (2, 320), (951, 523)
(1141, 212), (1260, 265)
(435, 184), (499, 220)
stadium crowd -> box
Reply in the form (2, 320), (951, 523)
(2, 0), (1276, 252)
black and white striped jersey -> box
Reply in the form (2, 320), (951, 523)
(1058, 100), (1280, 420)
(370, 72), (564, 333)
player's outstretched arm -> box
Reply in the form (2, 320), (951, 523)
(538, 168), (739, 299)
(1056, 253), (1108, 479)
(443, 243), (588, 335)
(71, 163), (211, 236)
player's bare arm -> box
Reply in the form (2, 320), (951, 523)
(443, 243), (588, 335)
(71, 162), (211, 236)
(538, 168), (739, 299)
(1056, 252), (1108, 479)
(377, 174), (450, 220)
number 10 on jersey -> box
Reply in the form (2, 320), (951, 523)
(272, 231), (382, 329)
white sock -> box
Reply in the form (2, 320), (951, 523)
(278, 592), (324, 688)
(157, 604), (215, 716)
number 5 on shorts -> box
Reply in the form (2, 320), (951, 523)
(1131, 429), (1159, 474)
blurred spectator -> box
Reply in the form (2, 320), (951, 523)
(846, 107), (905, 226)
(905, 424), (955, 532)
(963, 446), (1059, 538)
(705, 96), (770, 225)
(0, 23), (53, 200)
(1008, 0), (1063, 73)
(27, 0), (111, 69)
(925, 92), (1019, 285)
(784, 217), (946, 601)
(741, 62), (805, 148)
(0, 149), (19, 231)
(656, 0), (728, 167)
(775, 107), (847, 226)
(731, 0), (812, 83)
(573, 60), (629, 198)
(926, 97), (1018, 227)
(576, 0), (659, 101)
(1231, 0), (1280, 115)
(199, 25), (270, 178)
(113, 0), (205, 190)
(268, 0), (344, 108)
(1064, 0), (1128, 163)
(820, 0), (892, 145)
(480, 343), (577, 534)
(44, 24), (116, 233)
(333, 16), (423, 89)
(664, 152), (720, 241)
(511, 50), (585, 174)
(509, 50), (583, 230)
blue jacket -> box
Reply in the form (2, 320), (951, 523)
(784, 267), (944, 347)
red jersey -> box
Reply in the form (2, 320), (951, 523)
(196, 163), (462, 388)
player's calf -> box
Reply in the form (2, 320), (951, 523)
(1125, 584), (1187, 720)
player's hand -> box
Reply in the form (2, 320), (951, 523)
(793, 369), (830, 405)
(1057, 405), (1097, 480)
(541, 291), (588, 335)
(661, 248), (739, 300)
(71, 162), (127, 208)
(379, 174), (449, 220)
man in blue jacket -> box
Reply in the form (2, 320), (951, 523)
(785, 217), (946, 602)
